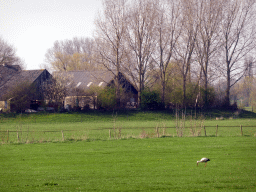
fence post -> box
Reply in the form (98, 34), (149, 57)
(240, 125), (243, 136)
(17, 131), (20, 142)
(156, 127), (159, 138)
(109, 129), (111, 139)
(7, 130), (9, 143)
(118, 128), (121, 139)
(61, 130), (64, 141)
(204, 126), (207, 136)
(216, 125), (218, 137)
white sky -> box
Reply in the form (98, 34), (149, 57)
(0, 0), (102, 70)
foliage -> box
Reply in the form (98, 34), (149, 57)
(185, 83), (200, 107)
(2, 81), (36, 113)
(200, 86), (216, 108)
(50, 52), (92, 71)
(97, 86), (116, 110)
(168, 85), (183, 107)
(231, 76), (255, 108)
(45, 37), (96, 71)
(140, 89), (162, 110)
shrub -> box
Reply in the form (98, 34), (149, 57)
(97, 87), (116, 110)
(3, 81), (36, 113)
(141, 90), (162, 110)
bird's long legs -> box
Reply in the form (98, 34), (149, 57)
(204, 162), (207, 167)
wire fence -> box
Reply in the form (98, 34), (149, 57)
(1, 125), (255, 144)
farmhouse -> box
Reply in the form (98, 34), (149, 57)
(0, 65), (51, 112)
(54, 70), (138, 110)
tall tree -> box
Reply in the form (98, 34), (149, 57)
(125, 0), (157, 106)
(153, 0), (183, 106)
(94, 0), (128, 109)
(195, 0), (223, 108)
(175, 0), (199, 107)
(220, 0), (256, 107)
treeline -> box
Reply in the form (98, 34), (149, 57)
(45, 0), (256, 109)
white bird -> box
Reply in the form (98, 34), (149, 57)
(197, 157), (210, 167)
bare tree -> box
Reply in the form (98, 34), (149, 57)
(174, 0), (199, 107)
(94, 0), (129, 109)
(0, 37), (25, 93)
(195, 0), (224, 108)
(152, 0), (183, 106)
(42, 74), (72, 110)
(220, 0), (256, 107)
(44, 37), (95, 72)
(0, 37), (24, 67)
(125, 0), (157, 106)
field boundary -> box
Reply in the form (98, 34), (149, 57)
(1, 125), (255, 143)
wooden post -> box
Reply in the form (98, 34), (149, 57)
(118, 128), (121, 139)
(61, 130), (64, 141)
(156, 127), (159, 138)
(216, 125), (218, 137)
(109, 129), (111, 139)
(240, 125), (243, 136)
(7, 130), (9, 143)
(204, 126), (206, 136)
(17, 131), (20, 142)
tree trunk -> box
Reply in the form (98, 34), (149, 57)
(116, 51), (121, 109)
(225, 67), (231, 108)
(183, 77), (187, 108)
(116, 72), (121, 109)
(162, 82), (166, 107)
(161, 71), (166, 108)
(204, 73), (208, 108)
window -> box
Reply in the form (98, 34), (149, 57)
(87, 82), (93, 87)
(99, 82), (104, 87)
(76, 82), (81, 88)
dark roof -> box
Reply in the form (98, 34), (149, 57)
(54, 70), (116, 90)
(17, 70), (46, 83)
(0, 66), (49, 99)
(54, 70), (138, 97)
(0, 65), (21, 87)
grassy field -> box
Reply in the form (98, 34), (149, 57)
(0, 137), (255, 191)
(0, 110), (256, 191)
(0, 110), (256, 143)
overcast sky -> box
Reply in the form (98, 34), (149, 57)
(0, 0), (102, 70)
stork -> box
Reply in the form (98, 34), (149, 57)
(197, 157), (210, 167)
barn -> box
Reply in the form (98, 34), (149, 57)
(54, 70), (138, 110)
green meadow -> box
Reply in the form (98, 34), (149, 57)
(0, 110), (256, 191)
(0, 110), (256, 143)
(1, 137), (255, 191)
